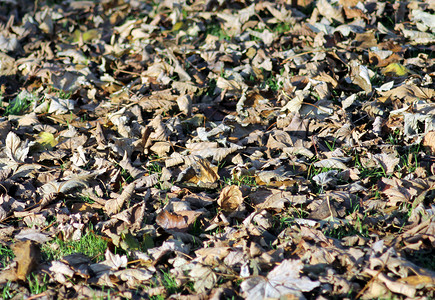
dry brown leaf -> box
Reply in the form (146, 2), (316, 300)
(105, 182), (136, 216)
(423, 131), (435, 154)
(189, 264), (218, 294)
(14, 240), (40, 280)
(195, 247), (231, 265)
(156, 210), (189, 232)
(373, 153), (400, 175)
(184, 158), (220, 185)
(1, 1), (435, 299)
(241, 259), (320, 299)
(349, 61), (372, 93)
(217, 185), (243, 212)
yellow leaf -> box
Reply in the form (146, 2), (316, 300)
(82, 29), (100, 42)
(382, 63), (410, 76)
(36, 132), (58, 150)
(71, 29), (81, 43)
(71, 29), (100, 43)
(172, 22), (184, 31)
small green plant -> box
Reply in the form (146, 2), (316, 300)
(274, 206), (309, 230)
(223, 175), (257, 187)
(275, 214), (293, 231)
(189, 219), (202, 237)
(271, 23), (291, 34)
(205, 21), (231, 40)
(57, 90), (72, 100)
(80, 113), (89, 123)
(148, 162), (163, 175)
(79, 195), (95, 204)
(147, 161), (173, 190)
(265, 75), (281, 91)
(146, 271), (183, 299)
(41, 227), (108, 262)
(161, 271), (181, 295)
(1, 281), (17, 299)
(3, 90), (36, 116)
(354, 152), (386, 183)
(325, 221), (369, 240)
(120, 168), (134, 183)
(399, 144), (421, 175)
(206, 78), (218, 97)
(28, 273), (49, 295)
(49, 86), (72, 99)
(150, 295), (166, 300)
(307, 166), (332, 181)
(369, 68), (385, 86)
(0, 244), (14, 269)
(324, 138), (338, 151)
(387, 129), (402, 145)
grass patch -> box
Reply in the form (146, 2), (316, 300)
(0, 281), (18, 299)
(28, 273), (49, 295)
(147, 161), (163, 175)
(223, 175), (257, 187)
(41, 228), (108, 262)
(354, 152), (386, 183)
(265, 75), (281, 91)
(79, 195), (95, 204)
(325, 222), (369, 240)
(205, 20), (231, 40)
(273, 206), (309, 232)
(206, 78), (218, 97)
(161, 270), (181, 295)
(49, 87), (72, 99)
(120, 167), (134, 183)
(0, 244), (14, 269)
(399, 144), (421, 175)
(2, 90), (36, 116)
(271, 23), (291, 34)
(147, 270), (185, 299)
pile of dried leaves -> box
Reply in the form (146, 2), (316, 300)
(0, 0), (434, 299)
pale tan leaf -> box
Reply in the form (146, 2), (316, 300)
(5, 132), (29, 163)
(189, 264), (218, 294)
(241, 260), (320, 300)
(217, 185), (243, 212)
(314, 158), (350, 170)
(105, 182), (135, 216)
(373, 153), (400, 175)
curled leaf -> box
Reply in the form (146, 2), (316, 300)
(217, 185), (243, 212)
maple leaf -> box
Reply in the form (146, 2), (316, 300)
(241, 260), (320, 300)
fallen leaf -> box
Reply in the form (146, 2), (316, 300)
(217, 185), (244, 212)
(5, 132), (29, 163)
(423, 131), (435, 154)
(156, 210), (189, 232)
(189, 264), (218, 294)
(241, 259), (320, 300)
(13, 240), (40, 280)
(382, 63), (410, 76)
(105, 182), (136, 215)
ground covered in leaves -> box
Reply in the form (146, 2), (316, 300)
(0, 0), (434, 299)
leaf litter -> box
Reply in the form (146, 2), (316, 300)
(0, 0), (434, 299)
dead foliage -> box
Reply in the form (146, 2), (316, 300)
(0, 0), (434, 299)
